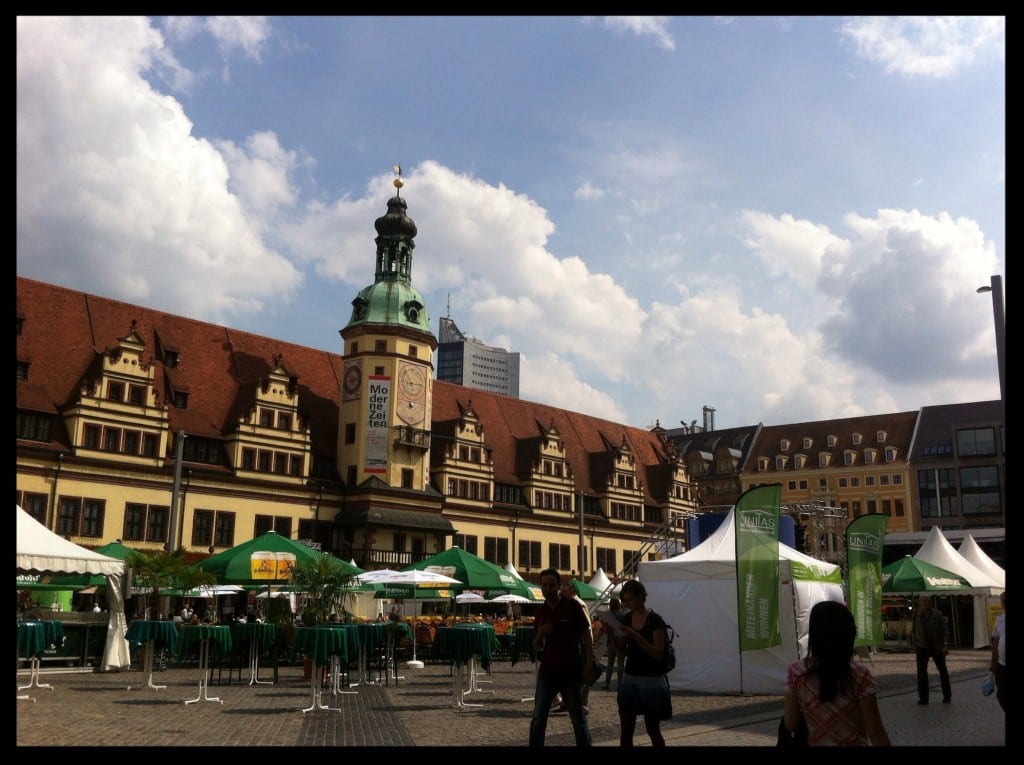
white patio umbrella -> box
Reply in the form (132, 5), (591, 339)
(455, 592), (486, 604)
(489, 593), (531, 603)
(355, 568), (463, 667)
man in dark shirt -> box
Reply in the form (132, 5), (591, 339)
(913, 594), (951, 704)
(528, 568), (594, 747)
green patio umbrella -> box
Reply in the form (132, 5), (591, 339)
(568, 578), (606, 602)
(881, 556), (971, 594)
(403, 546), (523, 592)
(196, 531), (362, 585)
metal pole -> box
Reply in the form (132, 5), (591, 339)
(977, 275), (1006, 405)
(578, 491), (585, 578)
(168, 430), (186, 551)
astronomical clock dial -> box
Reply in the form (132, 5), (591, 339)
(343, 364), (362, 397)
(397, 365), (426, 425)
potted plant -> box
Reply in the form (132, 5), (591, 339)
(127, 548), (216, 620)
(289, 551), (359, 678)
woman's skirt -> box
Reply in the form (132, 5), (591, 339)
(617, 673), (673, 720)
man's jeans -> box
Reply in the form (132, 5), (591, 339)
(915, 648), (952, 701)
(528, 669), (591, 747)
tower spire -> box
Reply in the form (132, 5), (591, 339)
(393, 164), (403, 197)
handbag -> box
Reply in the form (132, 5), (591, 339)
(981, 673), (996, 697)
(776, 714), (808, 748)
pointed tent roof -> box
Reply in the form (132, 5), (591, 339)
(663, 508), (841, 583)
(587, 567), (617, 596)
(914, 526), (1002, 589)
(957, 534), (1005, 588)
(503, 561), (524, 580)
(16, 505), (124, 576)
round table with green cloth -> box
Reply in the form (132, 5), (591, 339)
(126, 619), (179, 652)
(432, 624), (495, 669)
(17, 620), (65, 697)
(509, 626), (535, 666)
(230, 621), (279, 685)
(291, 624), (358, 667)
(291, 625), (361, 712)
(176, 624), (232, 705)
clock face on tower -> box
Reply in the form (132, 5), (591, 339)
(343, 364), (362, 398)
(397, 365), (426, 425)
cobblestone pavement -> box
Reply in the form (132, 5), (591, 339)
(16, 648), (1002, 748)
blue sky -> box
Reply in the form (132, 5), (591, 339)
(17, 16), (1005, 430)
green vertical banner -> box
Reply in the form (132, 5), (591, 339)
(734, 484), (782, 651)
(845, 513), (888, 648)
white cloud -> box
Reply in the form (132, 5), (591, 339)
(217, 131), (313, 220)
(16, 16), (302, 324)
(739, 210), (850, 287)
(841, 16), (1005, 78)
(574, 182), (606, 200)
(601, 16), (676, 51)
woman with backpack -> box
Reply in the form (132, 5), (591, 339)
(612, 579), (673, 747)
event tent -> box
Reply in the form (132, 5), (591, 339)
(957, 534), (1005, 589)
(638, 508), (844, 695)
(16, 505), (131, 671)
(913, 526), (1003, 648)
(587, 567), (619, 601)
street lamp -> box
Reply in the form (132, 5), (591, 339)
(976, 275), (1006, 404)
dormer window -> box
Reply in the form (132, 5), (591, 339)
(780, 438), (790, 451)
(16, 361), (28, 380)
(758, 457), (770, 472)
(864, 449), (877, 464)
(819, 452), (831, 467)
(794, 454), (807, 468)
(775, 456), (788, 470)
(164, 350), (179, 368)
(885, 446), (897, 462)
(826, 434), (837, 447)
(107, 381), (124, 402)
(876, 430), (887, 443)
(802, 437), (813, 449)
(844, 451), (855, 465)
(852, 433), (862, 445)
(173, 391), (188, 409)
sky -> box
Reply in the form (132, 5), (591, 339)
(16, 16), (1005, 431)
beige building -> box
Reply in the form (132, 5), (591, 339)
(16, 186), (698, 583)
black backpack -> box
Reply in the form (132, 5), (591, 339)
(654, 612), (676, 674)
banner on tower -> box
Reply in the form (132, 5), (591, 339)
(365, 374), (391, 474)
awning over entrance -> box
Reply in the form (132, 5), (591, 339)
(334, 506), (456, 534)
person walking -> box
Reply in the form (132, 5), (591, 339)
(528, 568), (595, 747)
(783, 600), (891, 746)
(613, 579), (672, 747)
(555, 579), (593, 714)
(989, 590), (1006, 712)
(602, 596), (626, 690)
(912, 594), (952, 704)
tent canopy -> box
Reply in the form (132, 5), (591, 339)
(957, 534), (1005, 589)
(587, 567), (618, 598)
(914, 526), (1002, 590)
(16, 505), (130, 672)
(638, 507), (844, 694)
(568, 578), (606, 602)
(16, 507), (124, 576)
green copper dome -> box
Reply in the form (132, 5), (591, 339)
(344, 193), (432, 334)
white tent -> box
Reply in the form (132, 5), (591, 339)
(587, 567), (619, 599)
(503, 561), (524, 580)
(16, 505), (130, 671)
(957, 534), (1005, 589)
(914, 526), (1003, 648)
(638, 508), (844, 695)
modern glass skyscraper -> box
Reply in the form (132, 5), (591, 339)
(436, 316), (520, 398)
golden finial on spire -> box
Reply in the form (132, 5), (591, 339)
(393, 164), (404, 196)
